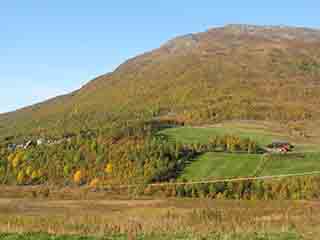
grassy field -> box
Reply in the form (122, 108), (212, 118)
(160, 125), (277, 146)
(160, 121), (320, 152)
(160, 123), (320, 180)
(0, 232), (302, 240)
(180, 153), (263, 180)
(0, 196), (315, 239)
(0, 233), (101, 240)
(260, 153), (320, 176)
(179, 152), (320, 180)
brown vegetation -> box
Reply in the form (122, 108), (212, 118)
(0, 195), (318, 239)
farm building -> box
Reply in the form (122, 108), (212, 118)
(266, 141), (294, 153)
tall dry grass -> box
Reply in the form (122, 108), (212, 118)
(0, 199), (317, 239)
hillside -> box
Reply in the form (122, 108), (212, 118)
(1, 24), (320, 139)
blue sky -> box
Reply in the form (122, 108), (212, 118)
(0, 1), (319, 113)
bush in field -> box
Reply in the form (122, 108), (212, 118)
(176, 184), (186, 197)
(73, 170), (85, 185)
(89, 178), (100, 188)
(105, 163), (113, 174)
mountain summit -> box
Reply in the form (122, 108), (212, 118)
(223, 24), (320, 42)
(1, 24), (320, 138)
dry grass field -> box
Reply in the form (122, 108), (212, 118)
(0, 186), (319, 239)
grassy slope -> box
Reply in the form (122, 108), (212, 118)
(161, 123), (320, 180)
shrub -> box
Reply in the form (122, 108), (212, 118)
(73, 170), (85, 185)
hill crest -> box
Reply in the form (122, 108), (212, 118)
(1, 24), (320, 138)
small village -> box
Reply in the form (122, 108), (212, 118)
(6, 136), (73, 151)
(4, 130), (96, 152)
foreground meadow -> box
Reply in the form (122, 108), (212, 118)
(0, 232), (301, 240)
(0, 187), (318, 240)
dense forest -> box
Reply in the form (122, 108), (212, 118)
(0, 120), (261, 186)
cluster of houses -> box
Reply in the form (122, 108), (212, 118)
(5, 131), (95, 152)
(7, 137), (72, 152)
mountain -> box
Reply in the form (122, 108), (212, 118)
(1, 24), (320, 139)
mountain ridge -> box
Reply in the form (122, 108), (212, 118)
(1, 24), (320, 139)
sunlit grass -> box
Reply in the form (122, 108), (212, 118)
(180, 152), (263, 180)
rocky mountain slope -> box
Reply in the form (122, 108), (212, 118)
(1, 24), (320, 139)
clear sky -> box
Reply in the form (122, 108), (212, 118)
(0, 1), (319, 114)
